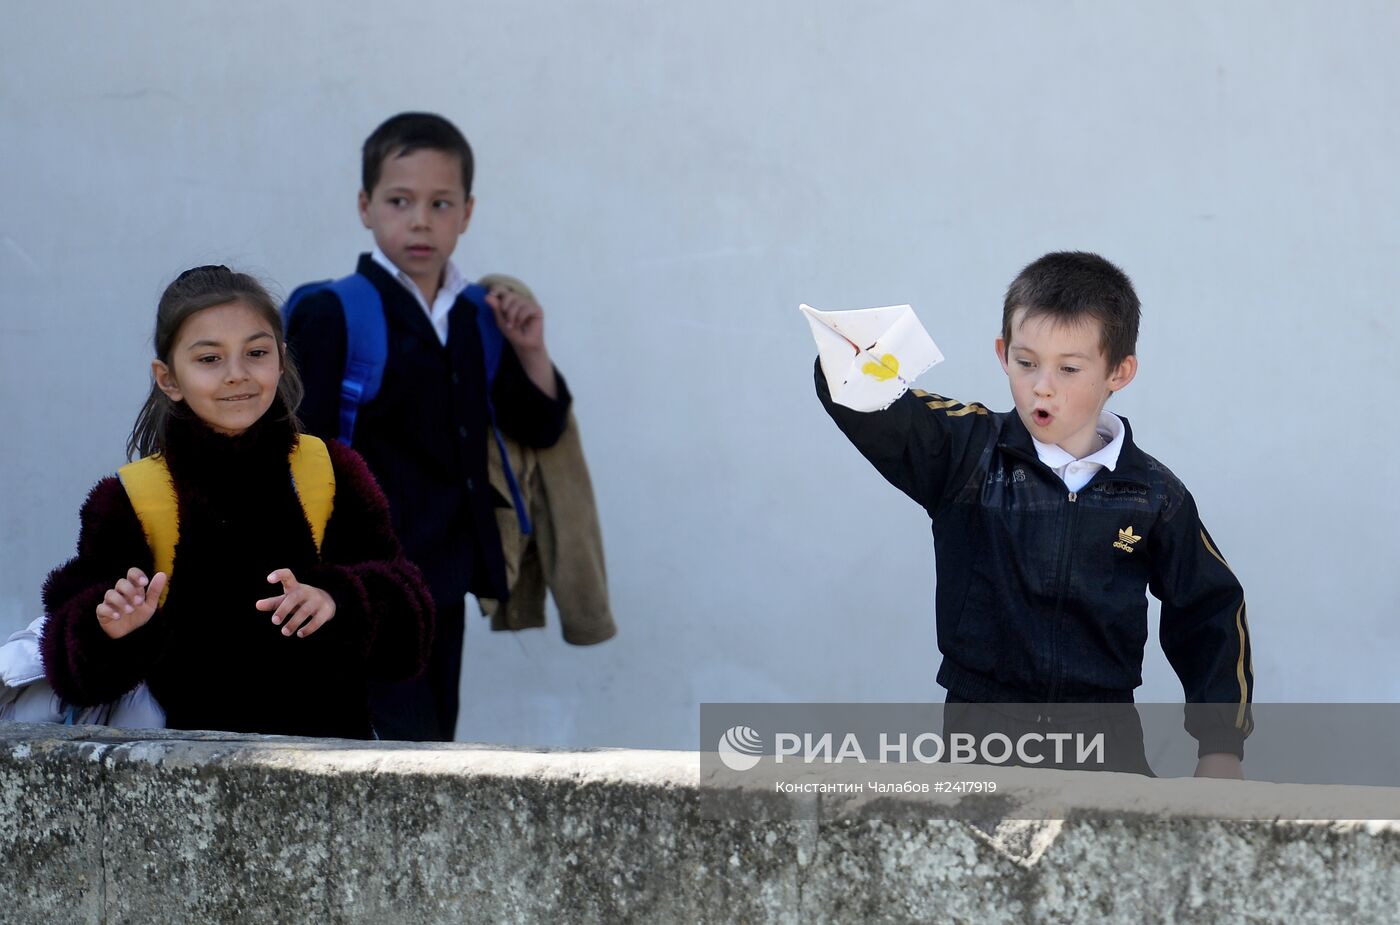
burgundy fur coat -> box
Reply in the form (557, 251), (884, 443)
(41, 404), (434, 739)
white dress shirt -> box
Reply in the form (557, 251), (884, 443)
(1032, 411), (1125, 493)
(370, 246), (469, 346)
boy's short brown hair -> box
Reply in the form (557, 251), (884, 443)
(1002, 251), (1141, 370)
(362, 112), (474, 197)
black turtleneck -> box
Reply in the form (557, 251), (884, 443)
(41, 403), (434, 739)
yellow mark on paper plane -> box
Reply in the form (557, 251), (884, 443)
(862, 353), (900, 382)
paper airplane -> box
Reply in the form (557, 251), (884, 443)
(800, 302), (944, 411)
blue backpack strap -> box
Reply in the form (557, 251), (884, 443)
(463, 283), (532, 535)
(327, 275), (387, 445)
(283, 273), (387, 446)
(283, 280), (331, 320)
(465, 282), (506, 383)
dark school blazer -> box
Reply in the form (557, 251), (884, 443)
(286, 254), (572, 605)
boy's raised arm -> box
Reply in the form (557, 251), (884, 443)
(492, 343), (572, 449)
(814, 359), (987, 515)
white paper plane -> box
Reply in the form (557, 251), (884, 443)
(800, 302), (944, 411)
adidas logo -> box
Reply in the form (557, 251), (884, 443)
(1113, 526), (1142, 554)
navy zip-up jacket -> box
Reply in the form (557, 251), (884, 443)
(816, 361), (1254, 757)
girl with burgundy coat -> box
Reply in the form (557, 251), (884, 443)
(41, 266), (434, 739)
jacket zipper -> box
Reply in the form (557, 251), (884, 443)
(1045, 489), (1079, 703)
(997, 444), (1157, 700)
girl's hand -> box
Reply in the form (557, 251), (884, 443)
(95, 567), (167, 640)
(255, 569), (336, 638)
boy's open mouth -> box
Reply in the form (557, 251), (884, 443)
(1033, 409), (1053, 425)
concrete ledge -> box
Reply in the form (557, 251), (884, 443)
(3, 723), (1398, 924)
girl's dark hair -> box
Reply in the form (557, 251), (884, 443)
(127, 265), (303, 460)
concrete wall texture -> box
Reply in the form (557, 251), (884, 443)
(4, 3), (1399, 750)
(3, 726), (1399, 924)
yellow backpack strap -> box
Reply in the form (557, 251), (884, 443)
(116, 456), (179, 606)
(289, 434), (335, 554)
(117, 437), (335, 611)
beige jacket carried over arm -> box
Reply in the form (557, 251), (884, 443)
(477, 274), (616, 645)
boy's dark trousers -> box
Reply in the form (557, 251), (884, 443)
(942, 694), (1155, 776)
(370, 601), (465, 742)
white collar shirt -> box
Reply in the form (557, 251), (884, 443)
(370, 246), (469, 346)
(1031, 411), (1125, 493)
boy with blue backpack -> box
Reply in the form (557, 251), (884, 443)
(285, 112), (571, 742)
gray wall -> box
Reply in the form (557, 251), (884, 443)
(3, 2), (1397, 748)
(6, 725), (1400, 924)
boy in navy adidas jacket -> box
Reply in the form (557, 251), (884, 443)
(286, 113), (570, 742)
(816, 252), (1252, 778)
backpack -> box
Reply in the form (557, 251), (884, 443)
(117, 434), (336, 606)
(0, 615), (166, 728)
(0, 436), (335, 727)
(282, 273), (532, 535)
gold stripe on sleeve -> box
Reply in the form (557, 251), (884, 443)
(1200, 529), (1251, 730)
(946, 403), (989, 417)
